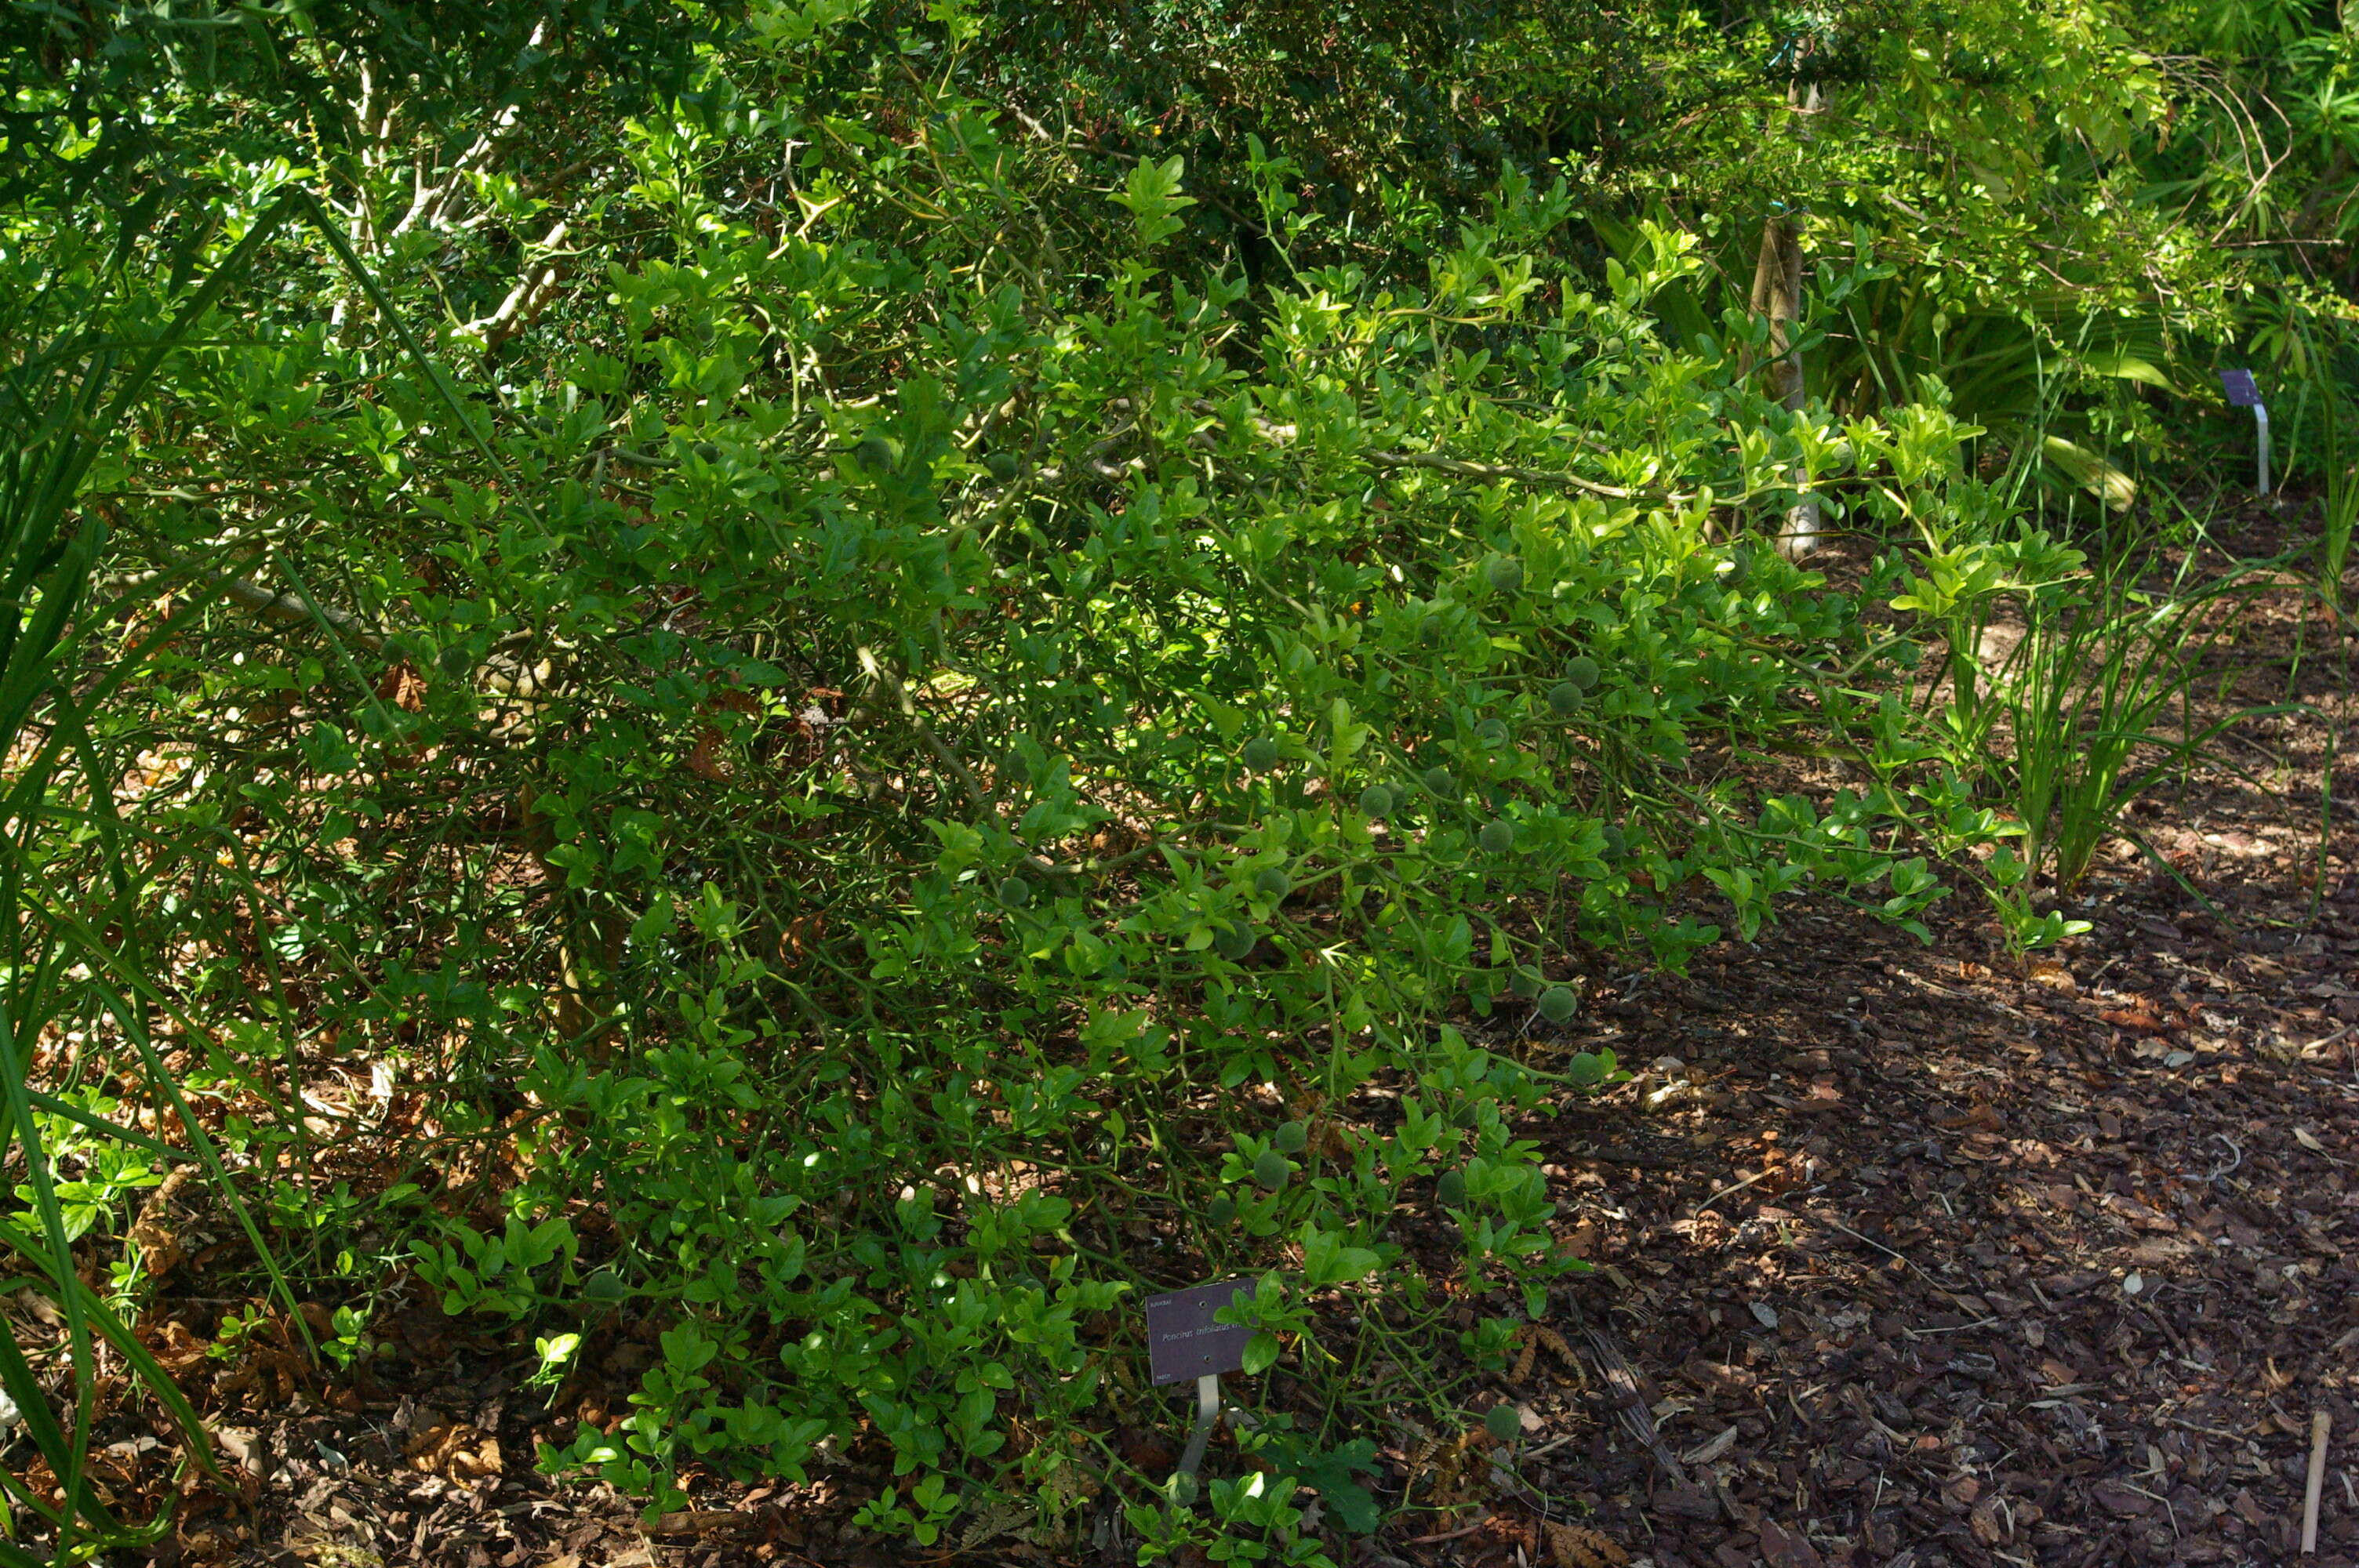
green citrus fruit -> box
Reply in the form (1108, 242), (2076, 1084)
(1476, 718), (1510, 747)
(1510, 966), (1545, 998)
(997, 877), (1032, 908)
(985, 452), (1020, 481)
(1358, 783), (1396, 818)
(1478, 820), (1515, 854)
(854, 434), (899, 474)
(1212, 923), (1257, 961)
(1548, 681), (1584, 714)
(1563, 655), (1600, 690)
(1206, 1195), (1237, 1227)
(1252, 1149), (1290, 1189)
(1538, 985), (1578, 1023)
(1272, 1120), (1308, 1154)
(1254, 868), (1292, 900)
(1241, 737), (1281, 771)
(1422, 766), (1456, 797)
(1484, 1403), (1522, 1443)
(1486, 556), (1525, 593)
(1601, 824), (1629, 858)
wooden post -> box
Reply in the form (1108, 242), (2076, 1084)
(2303, 1410), (2330, 1555)
(1750, 71), (1823, 560)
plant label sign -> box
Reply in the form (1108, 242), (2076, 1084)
(1145, 1279), (1253, 1385)
(2217, 370), (2272, 493)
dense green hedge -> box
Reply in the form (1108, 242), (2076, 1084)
(4, 0), (2350, 1558)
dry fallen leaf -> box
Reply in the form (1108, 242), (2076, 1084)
(127, 1167), (195, 1276)
(2293, 1126), (2340, 1163)
(1546, 1521), (1630, 1568)
(404, 1422), (502, 1481)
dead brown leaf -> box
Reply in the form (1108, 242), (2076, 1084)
(403, 1421), (502, 1482)
(1545, 1520), (1630, 1568)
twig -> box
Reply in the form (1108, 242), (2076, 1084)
(1368, 447), (1677, 504)
(2303, 1411), (2330, 1555)
(102, 561), (385, 649)
(1697, 1169), (1771, 1213)
(1803, 1207), (1937, 1282)
(2119, 1481), (2181, 1540)
(460, 218), (571, 354)
(1404, 1512), (1492, 1544)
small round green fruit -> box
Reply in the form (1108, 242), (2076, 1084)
(1563, 655), (1600, 691)
(997, 877), (1032, 908)
(1476, 718), (1510, 747)
(1485, 556), (1525, 593)
(1538, 985), (1578, 1023)
(1272, 1120), (1308, 1155)
(1358, 783), (1396, 818)
(1510, 966), (1545, 999)
(1436, 1169), (1467, 1207)
(1478, 820), (1515, 854)
(1205, 1195), (1237, 1227)
(1212, 923), (1257, 961)
(1252, 1149), (1290, 1190)
(1253, 868), (1292, 901)
(1422, 766), (1456, 797)
(1601, 823), (1629, 858)
(984, 451), (1020, 481)
(1241, 736), (1281, 771)
(1484, 1403), (1522, 1443)
(1547, 681), (1584, 715)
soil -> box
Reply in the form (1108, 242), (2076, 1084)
(32, 521), (2359, 1568)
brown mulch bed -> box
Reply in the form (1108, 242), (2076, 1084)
(1510, 884), (2359, 1568)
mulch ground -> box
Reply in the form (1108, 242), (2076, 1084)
(52, 518), (2359, 1568)
(1510, 880), (2359, 1568)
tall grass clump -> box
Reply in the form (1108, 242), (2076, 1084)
(1889, 505), (2275, 953)
(0, 194), (313, 1563)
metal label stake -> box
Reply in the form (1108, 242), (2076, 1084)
(1172, 1373), (1221, 1501)
(1143, 1279), (1254, 1504)
(2222, 369), (2271, 496)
